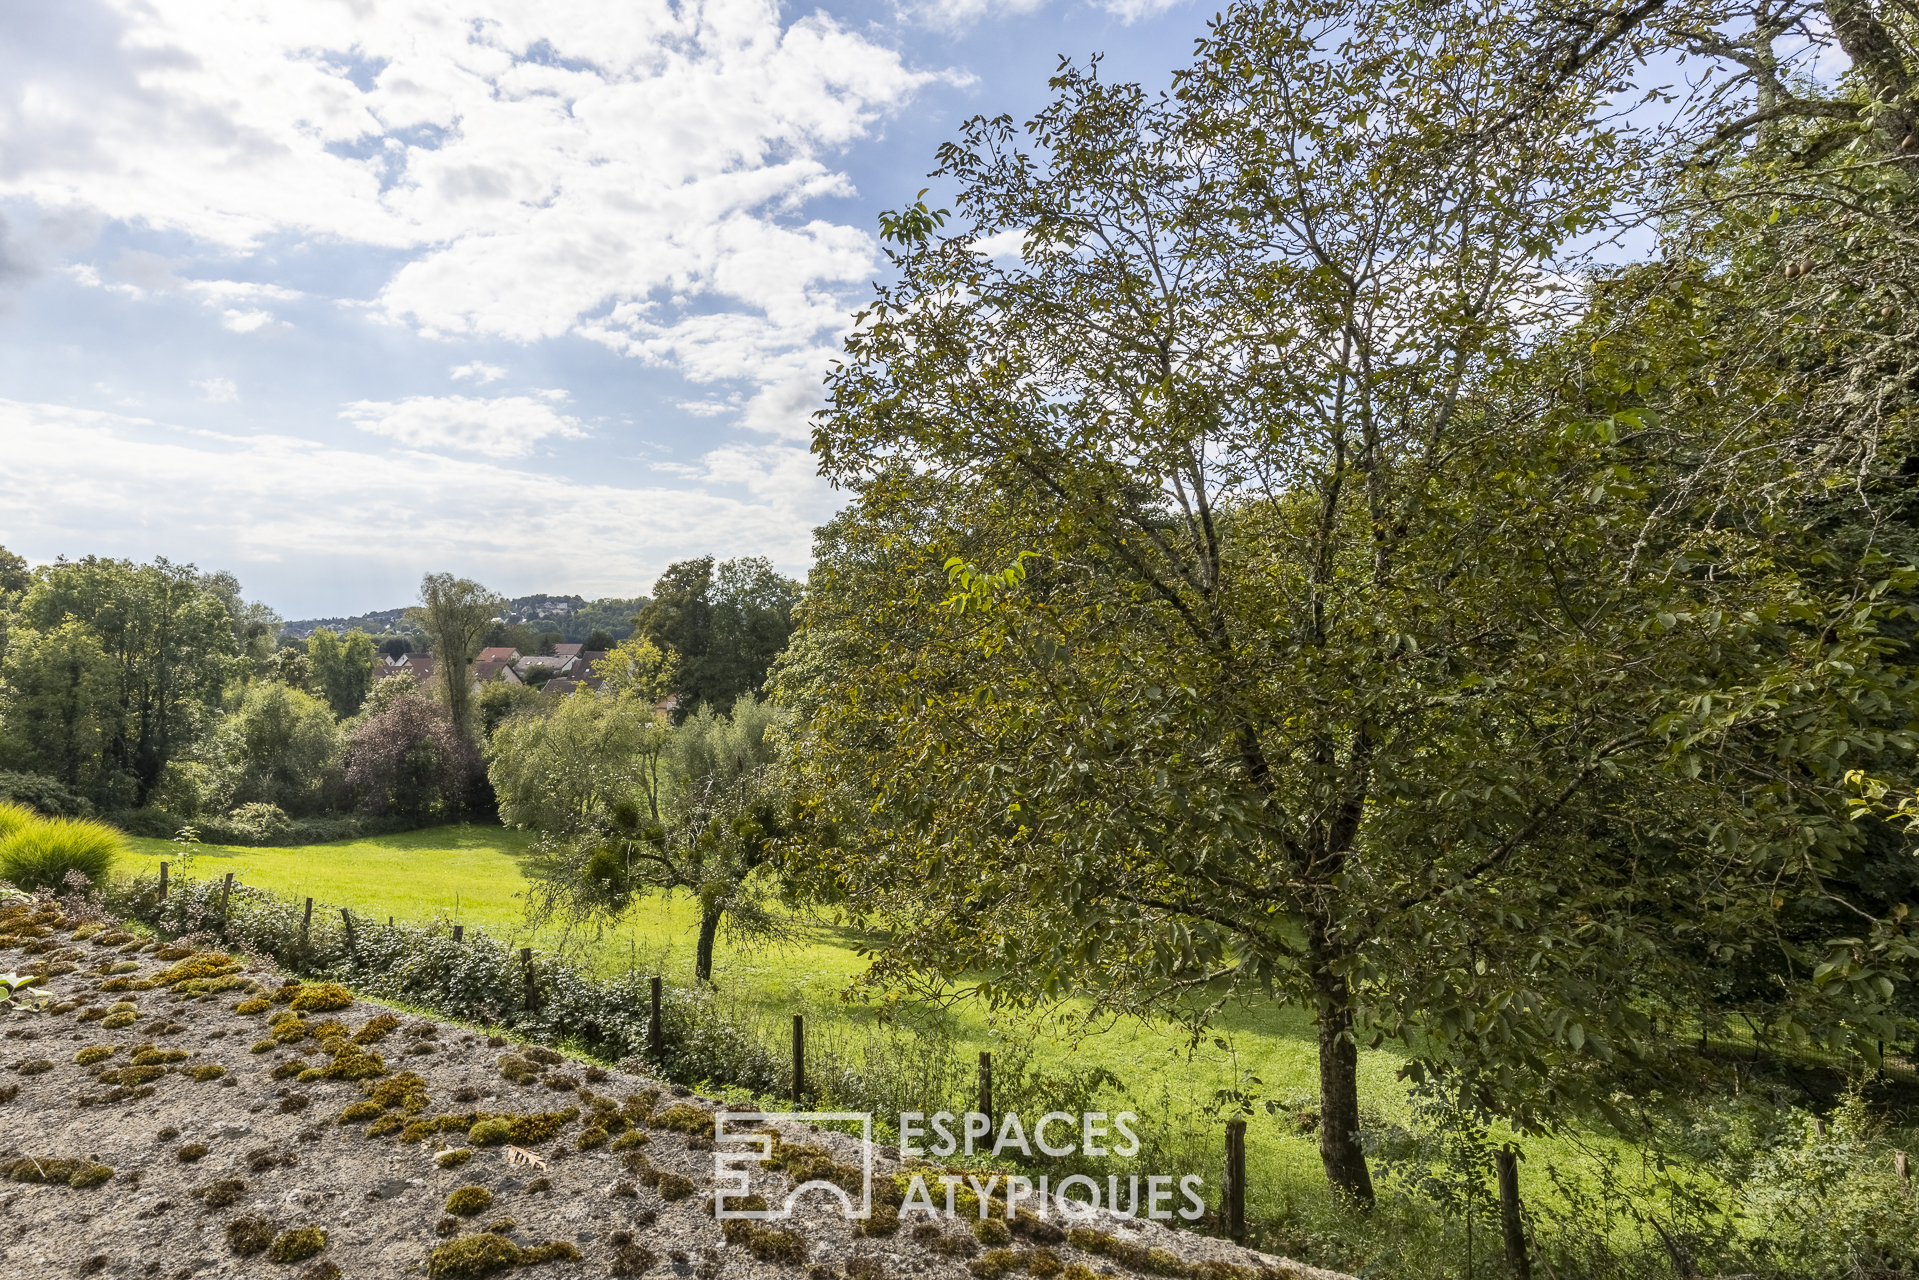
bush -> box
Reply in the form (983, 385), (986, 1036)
(216, 802), (294, 844)
(0, 771), (94, 818)
(0, 815), (125, 890)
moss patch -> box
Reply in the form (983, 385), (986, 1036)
(427, 1233), (521, 1278)
(3, 1156), (114, 1188)
(289, 982), (354, 1012)
(73, 1046), (115, 1066)
(268, 1227), (328, 1263)
(226, 1217), (279, 1256)
(445, 1184), (494, 1216)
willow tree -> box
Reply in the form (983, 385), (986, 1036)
(792, 0), (1918, 1207)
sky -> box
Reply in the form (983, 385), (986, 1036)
(0, 0), (1215, 619)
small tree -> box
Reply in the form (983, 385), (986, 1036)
(212, 681), (342, 815)
(344, 691), (477, 823)
(307, 626), (377, 718)
(407, 573), (502, 740)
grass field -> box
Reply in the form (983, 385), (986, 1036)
(118, 826), (1651, 1265)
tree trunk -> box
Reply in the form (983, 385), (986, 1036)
(695, 901), (722, 985)
(1309, 933), (1376, 1206)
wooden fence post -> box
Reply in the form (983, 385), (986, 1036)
(1896, 1150), (1909, 1183)
(299, 896), (313, 948)
(158, 862), (169, 900)
(453, 924), (464, 943)
(521, 948), (539, 1010)
(792, 1015), (806, 1103)
(649, 976), (663, 1059)
(1222, 1119), (1247, 1243)
(1496, 1147), (1532, 1280)
(219, 872), (233, 920)
(978, 1051), (993, 1129)
(340, 908), (356, 962)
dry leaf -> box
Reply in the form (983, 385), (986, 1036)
(503, 1145), (548, 1170)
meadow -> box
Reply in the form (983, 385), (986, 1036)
(117, 825), (1913, 1277)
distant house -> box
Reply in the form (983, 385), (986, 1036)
(476, 647), (522, 664)
(376, 653), (438, 686)
(470, 659), (522, 690)
(516, 654), (569, 672)
(552, 643), (584, 660)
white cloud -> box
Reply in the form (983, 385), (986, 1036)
(340, 394), (588, 457)
(221, 309), (275, 332)
(450, 362), (508, 384)
(195, 378), (239, 402)
(0, 399), (825, 609)
(902, 0), (1181, 31)
(0, 0), (959, 405)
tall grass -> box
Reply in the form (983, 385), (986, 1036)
(0, 801), (38, 842)
(0, 815), (126, 891)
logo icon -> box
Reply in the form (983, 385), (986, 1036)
(714, 1111), (874, 1221)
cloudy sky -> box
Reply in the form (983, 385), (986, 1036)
(0, 0), (1209, 618)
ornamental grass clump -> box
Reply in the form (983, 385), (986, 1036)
(0, 816), (124, 892)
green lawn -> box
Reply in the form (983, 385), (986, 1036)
(119, 826), (1620, 1263)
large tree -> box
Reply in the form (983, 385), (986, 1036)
(408, 573), (503, 739)
(20, 557), (235, 802)
(791, 0), (1919, 1206)
(635, 557), (800, 711)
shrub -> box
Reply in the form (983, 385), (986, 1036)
(0, 816), (124, 891)
(0, 772), (93, 818)
(214, 802), (294, 845)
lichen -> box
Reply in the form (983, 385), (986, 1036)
(445, 1184), (494, 1216)
(268, 1226), (327, 1263)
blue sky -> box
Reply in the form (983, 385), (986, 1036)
(0, 0), (1213, 618)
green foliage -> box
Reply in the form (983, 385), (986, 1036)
(18, 556), (237, 802)
(486, 690), (669, 835)
(0, 620), (115, 793)
(444, 1184), (493, 1216)
(634, 556), (800, 712)
(210, 681), (342, 815)
(306, 627), (377, 718)
(408, 574), (504, 741)
(794, 0), (1919, 1208)
(0, 814), (124, 890)
(0, 771), (93, 818)
(476, 679), (542, 739)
